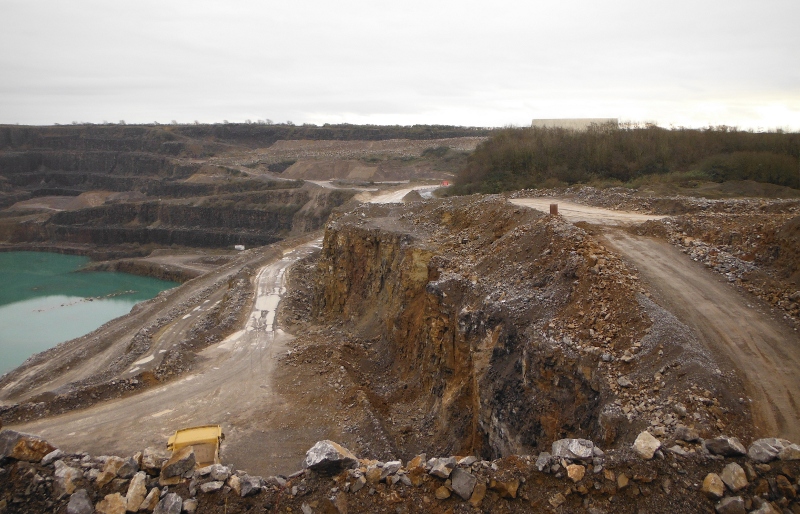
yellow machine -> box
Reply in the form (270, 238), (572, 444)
(166, 425), (224, 468)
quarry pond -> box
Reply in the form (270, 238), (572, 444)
(0, 251), (177, 376)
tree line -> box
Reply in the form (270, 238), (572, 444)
(452, 124), (800, 194)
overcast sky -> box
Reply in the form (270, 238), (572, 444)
(1, 0), (798, 129)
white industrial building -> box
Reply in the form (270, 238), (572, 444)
(531, 118), (618, 131)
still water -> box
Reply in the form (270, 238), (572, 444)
(0, 251), (177, 376)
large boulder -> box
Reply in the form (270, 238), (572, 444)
(633, 431), (661, 460)
(720, 462), (748, 492)
(0, 430), (56, 462)
(160, 446), (195, 479)
(153, 493), (182, 514)
(239, 474), (264, 497)
(450, 468), (477, 500)
(54, 460), (83, 497)
(302, 440), (357, 473)
(96, 492), (127, 514)
(748, 438), (791, 463)
(66, 489), (94, 514)
(551, 439), (594, 461)
(701, 473), (725, 499)
(116, 456), (139, 479)
(705, 436), (746, 457)
(715, 496), (746, 514)
(141, 447), (170, 475)
(125, 471), (148, 511)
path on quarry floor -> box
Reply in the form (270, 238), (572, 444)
(10, 240), (325, 475)
(512, 197), (800, 441)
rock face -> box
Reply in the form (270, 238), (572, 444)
(633, 431), (661, 460)
(0, 429), (56, 462)
(302, 440), (357, 473)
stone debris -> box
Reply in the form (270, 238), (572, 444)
(66, 489), (93, 514)
(705, 436), (747, 457)
(141, 447), (170, 475)
(566, 463), (586, 482)
(125, 471), (148, 511)
(3, 431), (800, 513)
(720, 462), (748, 492)
(702, 472), (725, 499)
(715, 495), (746, 514)
(302, 440), (357, 473)
(0, 430), (56, 462)
(53, 460), (82, 497)
(41, 449), (64, 466)
(551, 438), (595, 461)
(160, 446), (195, 479)
(450, 467), (477, 500)
(96, 492), (126, 514)
(153, 492), (182, 514)
(633, 431), (662, 460)
(748, 438), (791, 463)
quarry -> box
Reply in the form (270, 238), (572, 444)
(1, 124), (800, 513)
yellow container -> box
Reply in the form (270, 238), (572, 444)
(166, 425), (224, 468)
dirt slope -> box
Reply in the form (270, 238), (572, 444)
(513, 197), (800, 442)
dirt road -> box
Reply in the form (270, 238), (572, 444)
(510, 198), (665, 225)
(9, 240), (330, 476)
(514, 197), (800, 441)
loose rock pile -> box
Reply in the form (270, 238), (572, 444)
(3, 429), (800, 513)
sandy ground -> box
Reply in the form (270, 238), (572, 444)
(515, 197), (800, 442)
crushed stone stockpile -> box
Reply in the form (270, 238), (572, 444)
(2, 429), (800, 513)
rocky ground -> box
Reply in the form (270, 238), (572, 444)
(2, 429), (800, 514)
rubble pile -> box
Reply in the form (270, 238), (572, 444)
(3, 429), (800, 513)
